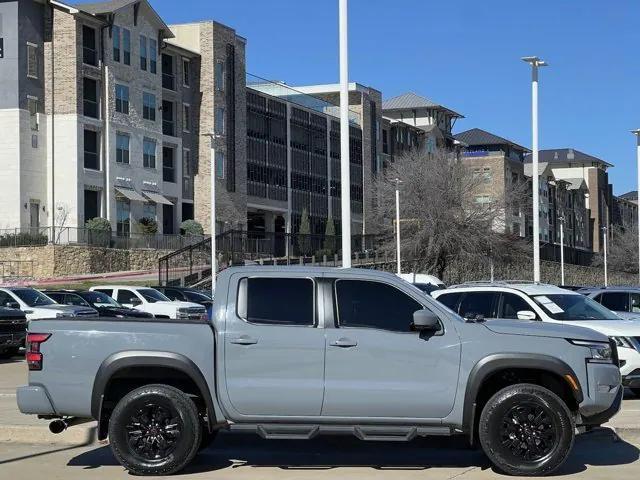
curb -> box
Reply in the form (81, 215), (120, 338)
(0, 423), (98, 446)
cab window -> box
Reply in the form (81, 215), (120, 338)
(499, 293), (533, 319)
(598, 292), (629, 312)
(458, 292), (498, 319)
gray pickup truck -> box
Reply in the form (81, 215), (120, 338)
(17, 267), (622, 476)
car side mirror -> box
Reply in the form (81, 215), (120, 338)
(6, 301), (20, 310)
(130, 298), (142, 306)
(411, 309), (440, 331)
(517, 310), (537, 321)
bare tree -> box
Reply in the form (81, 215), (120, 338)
(372, 148), (529, 278)
(54, 202), (71, 243)
(593, 226), (639, 274)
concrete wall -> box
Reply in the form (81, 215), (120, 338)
(0, 244), (170, 279)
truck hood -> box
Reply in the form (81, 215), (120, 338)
(564, 318), (640, 337)
(483, 319), (609, 342)
(33, 305), (97, 315)
(154, 301), (204, 310)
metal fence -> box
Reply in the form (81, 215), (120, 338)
(0, 260), (34, 280)
(0, 227), (205, 251)
(158, 230), (381, 286)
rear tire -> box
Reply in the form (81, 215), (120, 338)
(108, 384), (202, 476)
(478, 383), (574, 476)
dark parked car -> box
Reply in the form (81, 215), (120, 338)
(42, 290), (154, 319)
(152, 286), (213, 309)
(0, 306), (27, 357)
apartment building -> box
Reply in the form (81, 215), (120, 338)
(525, 148), (613, 253)
(0, 0), (242, 237)
(454, 128), (529, 237)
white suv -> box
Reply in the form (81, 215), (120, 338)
(432, 282), (640, 396)
(89, 286), (207, 321)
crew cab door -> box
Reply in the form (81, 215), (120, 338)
(322, 277), (461, 419)
(221, 273), (326, 418)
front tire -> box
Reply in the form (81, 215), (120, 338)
(108, 384), (202, 476)
(478, 383), (574, 476)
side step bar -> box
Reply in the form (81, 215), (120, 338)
(229, 423), (452, 441)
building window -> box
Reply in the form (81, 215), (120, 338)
(143, 137), (156, 168)
(112, 25), (120, 62)
(182, 58), (190, 87)
(82, 25), (97, 66)
(183, 148), (191, 176)
(116, 132), (130, 164)
(162, 100), (175, 136)
(163, 146), (175, 182)
(139, 35), (147, 71)
(27, 43), (38, 78)
(149, 39), (157, 74)
(116, 198), (130, 236)
(182, 104), (190, 132)
(122, 28), (131, 65)
(143, 92), (156, 121)
(84, 129), (99, 170)
(115, 84), (129, 114)
(215, 107), (225, 134)
(84, 189), (101, 223)
(27, 97), (39, 131)
(215, 60), (224, 91)
(143, 202), (156, 220)
(216, 150), (225, 179)
(83, 77), (98, 118)
(483, 167), (492, 184)
(161, 54), (175, 90)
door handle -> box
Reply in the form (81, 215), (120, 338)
(230, 335), (258, 345)
(330, 337), (358, 348)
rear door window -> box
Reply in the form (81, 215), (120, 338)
(435, 292), (461, 313)
(458, 292), (498, 319)
(238, 277), (314, 326)
(631, 293), (640, 313)
(94, 288), (113, 298)
(599, 292), (630, 312)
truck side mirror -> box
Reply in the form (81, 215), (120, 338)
(411, 309), (440, 331)
(517, 310), (537, 321)
(130, 298), (142, 306)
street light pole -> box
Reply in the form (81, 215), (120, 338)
(632, 130), (640, 284)
(558, 216), (565, 286)
(395, 178), (402, 275)
(202, 132), (223, 296)
(339, 0), (351, 268)
(522, 56), (548, 283)
(602, 225), (609, 287)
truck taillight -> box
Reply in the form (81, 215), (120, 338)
(26, 333), (51, 371)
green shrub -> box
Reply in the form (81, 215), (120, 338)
(85, 217), (112, 247)
(138, 217), (158, 235)
(180, 219), (204, 236)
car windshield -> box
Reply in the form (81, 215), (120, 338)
(138, 289), (170, 303)
(532, 294), (620, 321)
(79, 292), (121, 308)
(12, 289), (55, 307)
(185, 290), (212, 302)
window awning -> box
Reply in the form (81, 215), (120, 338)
(142, 191), (174, 205)
(114, 187), (147, 202)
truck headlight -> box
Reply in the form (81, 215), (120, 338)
(570, 339), (613, 363)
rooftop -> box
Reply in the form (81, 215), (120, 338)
(73, 0), (173, 37)
(454, 128), (530, 153)
(524, 148), (613, 168)
(619, 190), (638, 201)
(382, 92), (463, 118)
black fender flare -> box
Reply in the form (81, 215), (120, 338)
(91, 351), (217, 434)
(463, 353), (584, 438)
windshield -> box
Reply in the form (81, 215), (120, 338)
(185, 290), (212, 302)
(533, 294), (620, 321)
(79, 292), (121, 308)
(13, 289), (55, 307)
(139, 289), (170, 303)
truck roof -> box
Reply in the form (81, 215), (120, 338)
(220, 266), (401, 280)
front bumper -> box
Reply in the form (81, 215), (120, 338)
(577, 362), (622, 425)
